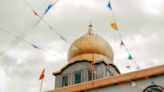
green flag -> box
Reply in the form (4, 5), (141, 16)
(128, 54), (133, 60)
(60, 36), (67, 42)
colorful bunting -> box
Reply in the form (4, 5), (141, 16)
(32, 10), (39, 16)
(106, 1), (140, 68)
(111, 23), (118, 30)
(39, 69), (45, 80)
(107, 2), (112, 9)
(120, 40), (125, 47)
(128, 54), (133, 60)
(44, 4), (53, 14)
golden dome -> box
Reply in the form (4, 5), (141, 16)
(68, 24), (113, 63)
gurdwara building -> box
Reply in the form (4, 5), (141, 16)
(48, 25), (164, 92)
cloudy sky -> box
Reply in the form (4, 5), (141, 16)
(0, 0), (164, 92)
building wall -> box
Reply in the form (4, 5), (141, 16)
(55, 61), (119, 89)
(55, 61), (91, 88)
(87, 75), (164, 92)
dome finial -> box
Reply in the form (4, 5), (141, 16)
(88, 22), (94, 35)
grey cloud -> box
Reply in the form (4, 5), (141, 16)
(0, 0), (164, 92)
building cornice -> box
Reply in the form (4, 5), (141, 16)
(50, 65), (164, 92)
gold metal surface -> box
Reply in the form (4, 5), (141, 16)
(53, 53), (112, 75)
(68, 25), (113, 62)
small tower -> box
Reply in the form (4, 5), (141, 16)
(53, 24), (120, 88)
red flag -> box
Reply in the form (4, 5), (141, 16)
(39, 69), (45, 80)
(120, 40), (125, 47)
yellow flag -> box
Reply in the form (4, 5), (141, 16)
(111, 23), (118, 30)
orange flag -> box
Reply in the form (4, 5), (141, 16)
(33, 10), (39, 16)
(39, 69), (45, 80)
(111, 23), (118, 30)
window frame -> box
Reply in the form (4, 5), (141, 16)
(87, 69), (92, 81)
(73, 70), (83, 84)
(61, 73), (70, 87)
(143, 85), (164, 92)
(107, 70), (114, 76)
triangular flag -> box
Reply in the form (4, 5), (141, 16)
(39, 69), (45, 80)
(111, 23), (118, 30)
(107, 2), (112, 9)
(31, 44), (39, 49)
(44, 4), (53, 14)
(120, 40), (125, 47)
(32, 10), (39, 16)
(60, 36), (67, 41)
(128, 54), (133, 60)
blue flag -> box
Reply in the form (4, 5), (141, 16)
(44, 4), (53, 14)
(60, 36), (67, 41)
(31, 44), (39, 49)
(107, 2), (112, 9)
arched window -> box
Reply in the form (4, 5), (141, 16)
(88, 69), (92, 81)
(62, 75), (69, 87)
(143, 85), (164, 92)
(74, 71), (82, 84)
(107, 70), (113, 76)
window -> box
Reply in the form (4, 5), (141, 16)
(88, 69), (92, 81)
(74, 71), (82, 84)
(107, 70), (114, 76)
(62, 75), (68, 87)
(143, 85), (164, 92)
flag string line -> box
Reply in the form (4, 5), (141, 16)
(106, 0), (164, 90)
(0, 0), (66, 57)
(21, 0), (67, 41)
(0, 1), (162, 91)
(0, 0), (46, 57)
(0, 26), (59, 58)
(107, 0), (140, 69)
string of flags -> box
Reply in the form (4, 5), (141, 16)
(0, 0), (48, 57)
(107, 0), (140, 69)
(106, 1), (164, 91)
(0, 26), (60, 58)
(22, 0), (67, 42)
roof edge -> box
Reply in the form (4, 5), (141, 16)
(51, 65), (164, 92)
